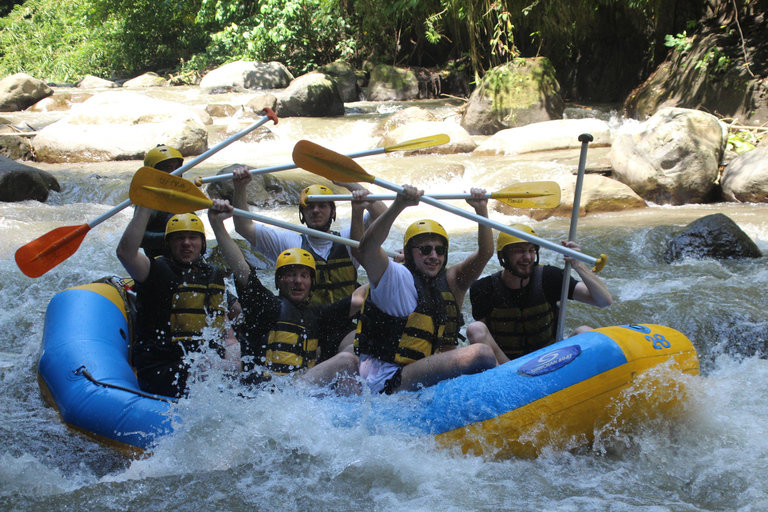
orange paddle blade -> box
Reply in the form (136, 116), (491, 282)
(15, 224), (91, 278)
(292, 140), (374, 183)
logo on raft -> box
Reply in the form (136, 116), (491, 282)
(518, 345), (581, 377)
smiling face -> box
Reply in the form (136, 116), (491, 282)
(167, 231), (204, 265)
(300, 201), (334, 232)
(502, 243), (538, 279)
(409, 234), (447, 279)
(277, 265), (313, 303)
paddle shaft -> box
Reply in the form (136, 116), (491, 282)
(307, 192), (548, 201)
(231, 207), (397, 258)
(198, 147), (391, 185)
(85, 110), (277, 230)
(556, 134), (593, 342)
(367, 177), (599, 267)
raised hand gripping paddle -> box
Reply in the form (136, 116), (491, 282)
(305, 181), (562, 209)
(194, 134), (450, 186)
(292, 140), (607, 272)
(129, 167), (397, 257)
(15, 108), (278, 278)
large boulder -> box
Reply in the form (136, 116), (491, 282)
(77, 75), (118, 89)
(379, 121), (477, 154)
(720, 145), (768, 203)
(664, 213), (762, 263)
(609, 108), (726, 204)
(317, 61), (360, 102)
(206, 164), (297, 207)
(461, 58), (564, 135)
(200, 61), (293, 93)
(0, 73), (53, 112)
(32, 91), (208, 163)
(366, 64), (419, 101)
(374, 107), (437, 137)
(275, 73), (344, 117)
(0, 134), (34, 160)
(0, 156), (60, 202)
(123, 72), (170, 88)
(473, 118), (611, 156)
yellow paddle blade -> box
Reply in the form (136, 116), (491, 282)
(292, 140), (375, 184)
(129, 167), (213, 213)
(491, 181), (561, 208)
(383, 134), (450, 152)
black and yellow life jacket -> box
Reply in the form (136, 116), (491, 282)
(486, 267), (557, 359)
(262, 298), (319, 375)
(354, 269), (463, 365)
(136, 257), (228, 359)
(302, 234), (358, 306)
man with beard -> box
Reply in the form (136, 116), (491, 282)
(117, 208), (239, 397)
(466, 224), (612, 364)
(351, 184), (497, 394)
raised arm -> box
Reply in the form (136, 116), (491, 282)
(231, 166), (257, 246)
(358, 184), (423, 286)
(447, 188), (494, 301)
(565, 241), (613, 308)
(339, 181), (387, 221)
(116, 206), (153, 283)
(209, 199), (250, 290)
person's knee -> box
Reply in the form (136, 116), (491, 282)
(466, 321), (489, 344)
(570, 325), (594, 337)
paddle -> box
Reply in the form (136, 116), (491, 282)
(193, 134), (450, 186)
(15, 109), (278, 278)
(292, 140), (607, 271)
(556, 133), (593, 342)
(304, 181), (561, 209)
(129, 167), (398, 257)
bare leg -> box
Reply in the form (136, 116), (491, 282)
(569, 325), (594, 337)
(300, 351), (362, 395)
(395, 344), (496, 392)
(337, 329), (356, 354)
(466, 321), (508, 365)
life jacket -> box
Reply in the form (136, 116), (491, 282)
(302, 234), (358, 305)
(135, 257), (228, 359)
(486, 267), (557, 359)
(354, 269), (463, 365)
(262, 298), (319, 375)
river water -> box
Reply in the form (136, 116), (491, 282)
(1, 87), (767, 511)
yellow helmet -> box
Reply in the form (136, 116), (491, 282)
(299, 184), (334, 208)
(404, 219), (448, 248)
(276, 248), (316, 275)
(165, 213), (206, 238)
(497, 224), (538, 252)
(144, 145), (183, 170)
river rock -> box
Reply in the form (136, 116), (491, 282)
(77, 75), (118, 89)
(379, 121), (476, 154)
(123, 72), (170, 88)
(317, 61), (360, 102)
(461, 58), (564, 136)
(473, 119), (611, 156)
(32, 91), (208, 163)
(366, 64), (419, 101)
(0, 73), (53, 112)
(609, 108), (726, 205)
(494, 174), (646, 219)
(200, 61), (293, 93)
(0, 134), (34, 160)
(664, 213), (763, 263)
(0, 156), (60, 202)
(374, 107), (437, 137)
(720, 145), (768, 203)
(275, 73), (344, 117)
(206, 164), (307, 207)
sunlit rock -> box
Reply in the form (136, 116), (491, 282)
(275, 73), (344, 117)
(610, 108), (726, 204)
(0, 73), (53, 112)
(473, 119), (611, 156)
(379, 121), (476, 154)
(721, 146), (768, 203)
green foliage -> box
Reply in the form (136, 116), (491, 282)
(0, 0), (117, 82)
(727, 130), (757, 154)
(664, 31), (692, 53)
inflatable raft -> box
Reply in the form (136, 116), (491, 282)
(38, 279), (700, 456)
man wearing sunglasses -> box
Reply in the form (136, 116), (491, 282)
(351, 184), (497, 394)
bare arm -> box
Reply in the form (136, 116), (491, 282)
(565, 241), (613, 308)
(358, 184), (422, 286)
(209, 199), (250, 290)
(348, 188), (373, 260)
(116, 206), (153, 283)
(231, 166), (257, 246)
(348, 283), (369, 317)
(446, 188), (494, 305)
(337, 181), (387, 221)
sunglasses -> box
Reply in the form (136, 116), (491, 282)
(415, 244), (447, 256)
